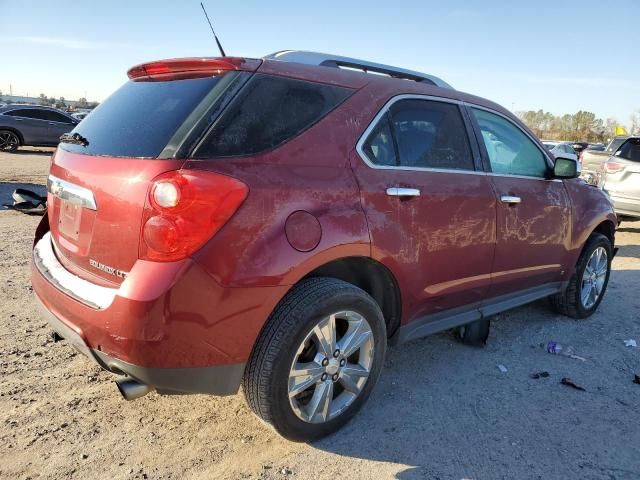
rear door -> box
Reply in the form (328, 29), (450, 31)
(4, 108), (50, 144)
(352, 96), (497, 320)
(42, 110), (76, 144)
(468, 106), (572, 299)
(604, 138), (640, 203)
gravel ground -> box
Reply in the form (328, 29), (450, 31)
(1, 149), (639, 480)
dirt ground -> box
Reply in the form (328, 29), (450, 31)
(1, 149), (639, 480)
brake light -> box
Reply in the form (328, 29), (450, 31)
(604, 161), (625, 174)
(127, 57), (256, 80)
(140, 170), (248, 262)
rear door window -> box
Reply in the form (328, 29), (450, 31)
(44, 110), (75, 124)
(193, 74), (352, 158)
(6, 109), (49, 121)
(362, 99), (474, 171)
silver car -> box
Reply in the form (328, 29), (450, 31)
(602, 136), (640, 219)
(0, 105), (78, 152)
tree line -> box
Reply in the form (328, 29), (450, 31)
(517, 109), (639, 143)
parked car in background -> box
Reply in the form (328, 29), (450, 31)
(542, 141), (578, 160)
(602, 136), (640, 219)
(71, 111), (90, 121)
(0, 105), (78, 152)
(581, 136), (630, 185)
(32, 51), (617, 442)
(586, 143), (606, 152)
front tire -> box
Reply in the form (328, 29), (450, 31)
(550, 233), (612, 318)
(243, 277), (386, 442)
(0, 130), (20, 152)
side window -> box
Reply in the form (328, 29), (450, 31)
(616, 138), (640, 162)
(362, 99), (474, 170)
(45, 111), (74, 124)
(6, 109), (47, 120)
(362, 114), (397, 166)
(471, 108), (548, 178)
(194, 74), (352, 158)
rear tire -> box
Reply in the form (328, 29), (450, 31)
(0, 130), (20, 152)
(550, 233), (612, 319)
(243, 277), (386, 442)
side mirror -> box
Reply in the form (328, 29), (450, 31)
(553, 156), (580, 179)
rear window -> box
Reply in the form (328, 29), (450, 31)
(616, 138), (640, 162)
(606, 137), (627, 153)
(61, 76), (225, 158)
(193, 74), (352, 158)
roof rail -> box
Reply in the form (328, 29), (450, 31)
(263, 50), (453, 90)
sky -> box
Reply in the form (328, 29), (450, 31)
(1, 0), (638, 123)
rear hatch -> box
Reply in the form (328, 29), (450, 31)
(603, 138), (640, 200)
(46, 58), (258, 285)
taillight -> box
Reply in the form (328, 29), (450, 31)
(578, 152), (584, 164)
(140, 170), (248, 262)
(604, 161), (625, 174)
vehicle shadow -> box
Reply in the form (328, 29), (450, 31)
(10, 148), (54, 156)
(306, 269), (640, 479)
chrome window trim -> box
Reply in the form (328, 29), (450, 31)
(355, 94), (477, 174)
(47, 174), (97, 210)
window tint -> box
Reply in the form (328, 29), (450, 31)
(194, 74), (352, 158)
(60, 76), (225, 158)
(472, 108), (547, 177)
(617, 138), (640, 162)
(362, 99), (473, 170)
(362, 114), (397, 166)
(606, 138), (626, 153)
(6, 109), (49, 120)
(390, 100), (473, 170)
(44, 110), (74, 124)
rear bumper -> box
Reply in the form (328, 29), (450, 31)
(31, 230), (290, 394)
(36, 295), (244, 395)
(607, 192), (640, 218)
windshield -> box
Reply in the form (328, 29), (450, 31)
(543, 143), (557, 150)
(60, 75), (226, 158)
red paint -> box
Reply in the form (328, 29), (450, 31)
(32, 56), (616, 377)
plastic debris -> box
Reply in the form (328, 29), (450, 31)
(530, 371), (550, 379)
(497, 364), (508, 373)
(3, 188), (47, 215)
(560, 377), (585, 391)
(634, 374), (640, 385)
(624, 339), (637, 348)
(545, 341), (586, 361)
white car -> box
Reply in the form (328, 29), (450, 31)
(542, 141), (578, 161)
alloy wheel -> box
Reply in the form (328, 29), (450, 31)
(580, 246), (608, 309)
(288, 310), (374, 424)
(0, 131), (19, 151)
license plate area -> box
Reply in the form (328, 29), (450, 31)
(58, 199), (82, 240)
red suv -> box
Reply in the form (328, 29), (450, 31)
(32, 51), (617, 441)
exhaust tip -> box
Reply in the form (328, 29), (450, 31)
(115, 377), (154, 401)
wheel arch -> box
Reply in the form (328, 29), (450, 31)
(301, 256), (402, 337)
(0, 127), (24, 145)
(592, 219), (616, 247)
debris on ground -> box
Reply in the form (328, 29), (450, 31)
(530, 371), (550, 379)
(545, 341), (586, 361)
(497, 364), (508, 373)
(560, 377), (586, 392)
(634, 374), (640, 385)
(3, 188), (47, 215)
(623, 339), (637, 348)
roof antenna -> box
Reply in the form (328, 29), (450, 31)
(200, 2), (226, 57)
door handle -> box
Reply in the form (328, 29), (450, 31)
(500, 195), (521, 204)
(386, 187), (421, 197)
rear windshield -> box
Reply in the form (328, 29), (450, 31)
(617, 138), (640, 162)
(61, 76), (224, 158)
(606, 137), (627, 153)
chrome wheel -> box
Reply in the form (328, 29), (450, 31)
(0, 131), (19, 152)
(288, 310), (374, 424)
(580, 246), (608, 309)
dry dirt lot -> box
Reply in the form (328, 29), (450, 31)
(1, 149), (639, 480)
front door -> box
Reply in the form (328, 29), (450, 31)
(352, 97), (497, 322)
(468, 107), (572, 299)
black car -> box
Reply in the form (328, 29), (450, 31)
(571, 142), (589, 156)
(0, 105), (79, 152)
